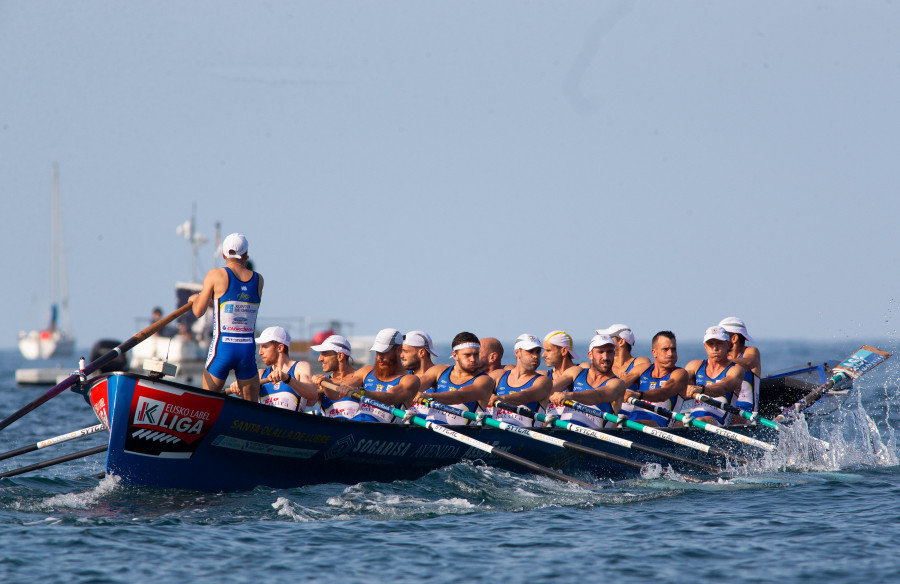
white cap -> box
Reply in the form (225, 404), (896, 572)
(703, 326), (730, 343)
(223, 233), (249, 259)
(588, 334), (616, 351)
(311, 334), (352, 356)
(543, 330), (579, 360)
(718, 317), (754, 344)
(370, 328), (402, 353)
(403, 330), (439, 357)
(596, 324), (635, 347)
(514, 334), (541, 351)
(255, 326), (291, 346)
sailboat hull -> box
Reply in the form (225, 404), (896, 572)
(18, 330), (75, 360)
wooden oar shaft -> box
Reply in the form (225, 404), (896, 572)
(496, 401), (720, 474)
(424, 400), (647, 471)
(351, 393), (594, 488)
(0, 424), (106, 462)
(0, 445), (108, 479)
(0, 302), (194, 433)
(628, 398), (774, 453)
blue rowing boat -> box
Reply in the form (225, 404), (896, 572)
(79, 370), (789, 491)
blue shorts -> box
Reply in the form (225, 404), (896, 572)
(206, 340), (258, 381)
(628, 409), (669, 427)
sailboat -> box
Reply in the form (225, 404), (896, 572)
(18, 164), (76, 360)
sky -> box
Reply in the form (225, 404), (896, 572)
(2, 1), (899, 354)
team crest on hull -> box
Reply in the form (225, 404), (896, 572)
(125, 381), (224, 459)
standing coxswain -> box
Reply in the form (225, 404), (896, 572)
(189, 233), (264, 401)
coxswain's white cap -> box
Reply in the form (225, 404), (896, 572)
(403, 330), (439, 357)
(596, 324), (635, 347)
(543, 330), (579, 360)
(370, 328), (402, 353)
(718, 317), (754, 344)
(514, 334), (541, 351)
(588, 334), (617, 351)
(311, 334), (352, 356)
(223, 233), (249, 259)
(703, 326), (731, 343)
(255, 326), (291, 346)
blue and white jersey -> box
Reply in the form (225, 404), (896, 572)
(621, 367), (683, 427)
(687, 360), (737, 425)
(734, 350), (759, 412)
(546, 368), (616, 429)
(259, 362), (307, 411)
(417, 367), (484, 425)
(321, 370), (405, 423)
(205, 268), (261, 380)
(489, 370), (543, 427)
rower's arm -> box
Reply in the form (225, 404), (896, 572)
(730, 347), (761, 377)
(550, 366), (580, 392)
(566, 379), (626, 407)
(493, 376), (552, 407)
(362, 374), (420, 407)
(631, 368), (688, 402)
(617, 358), (651, 388)
(189, 268), (225, 318)
(429, 375), (494, 406)
(284, 361), (318, 402)
(688, 365), (745, 399)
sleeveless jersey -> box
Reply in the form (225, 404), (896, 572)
(687, 360), (737, 425)
(205, 268), (261, 380)
(488, 370), (543, 427)
(546, 368), (616, 429)
(321, 370), (405, 423)
(621, 367), (684, 427)
(734, 350), (760, 412)
(418, 367), (484, 425)
(259, 362), (307, 411)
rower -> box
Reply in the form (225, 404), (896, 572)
(486, 334), (552, 427)
(683, 326), (746, 425)
(400, 330), (440, 379)
(309, 333), (358, 412)
(412, 332), (494, 425)
(719, 316), (761, 425)
(546, 334), (626, 428)
(232, 326), (316, 411)
(594, 324), (651, 394)
(188, 232), (264, 400)
(478, 337), (505, 374)
(316, 328), (419, 422)
(621, 331), (689, 427)
(542, 330), (581, 391)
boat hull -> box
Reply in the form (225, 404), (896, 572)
(18, 330), (75, 360)
(85, 373), (774, 491)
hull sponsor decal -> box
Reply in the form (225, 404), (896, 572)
(125, 381), (224, 459)
(90, 379), (110, 430)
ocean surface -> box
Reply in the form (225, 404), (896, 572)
(2, 339), (900, 584)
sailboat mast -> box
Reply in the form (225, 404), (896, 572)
(55, 164), (70, 333)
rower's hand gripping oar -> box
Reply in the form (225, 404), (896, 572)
(627, 397), (777, 452)
(775, 345), (892, 421)
(562, 399), (749, 464)
(494, 400), (720, 474)
(420, 398), (662, 474)
(0, 302), (194, 433)
(347, 392), (595, 488)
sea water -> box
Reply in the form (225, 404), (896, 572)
(1, 339), (899, 584)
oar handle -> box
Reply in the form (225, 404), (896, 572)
(0, 302), (193, 433)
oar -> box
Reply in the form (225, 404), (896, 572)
(420, 398), (652, 473)
(348, 392), (595, 488)
(0, 445), (108, 479)
(0, 302), (194, 432)
(495, 400), (721, 474)
(0, 424), (106, 462)
(562, 399), (748, 464)
(776, 345), (892, 420)
(627, 397), (776, 452)
(692, 394), (781, 430)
